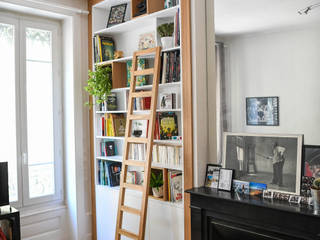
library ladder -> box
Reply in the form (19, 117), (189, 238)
(115, 46), (162, 240)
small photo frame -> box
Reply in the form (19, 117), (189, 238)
(138, 32), (156, 50)
(107, 3), (127, 28)
(218, 168), (233, 191)
(246, 96), (279, 126)
(205, 164), (221, 188)
(233, 180), (249, 195)
(289, 195), (301, 204)
(263, 190), (274, 199)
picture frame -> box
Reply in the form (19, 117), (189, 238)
(232, 180), (249, 195)
(138, 32), (156, 50)
(223, 132), (303, 195)
(263, 190), (274, 199)
(204, 164), (221, 188)
(246, 96), (279, 126)
(218, 168), (233, 191)
(107, 3), (127, 28)
(302, 145), (320, 179)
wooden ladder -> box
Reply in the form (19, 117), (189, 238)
(115, 46), (162, 240)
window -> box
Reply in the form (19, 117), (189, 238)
(0, 13), (63, 207)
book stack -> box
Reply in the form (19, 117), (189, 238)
(134, 97), (151, 111)
(128, 144), (147, 161)
(161, 50), (180, 84)
(100, 114), (126, 137)
(152, 145), (182, 167)
(168, 170), (182, 202)
(100, 141), (116, 157)
(98, 160), (121, 187)
(159, 93), (177, 110)
(93, 35), (115, 63)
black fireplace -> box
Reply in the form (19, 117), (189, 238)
(186, 187), (320, 240)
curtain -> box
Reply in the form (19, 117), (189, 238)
(216, 42), (228, 163)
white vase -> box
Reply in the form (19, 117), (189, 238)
(152, 186), (163, 198)
(311, 188), (320, 212)
(161, 37), (173, 49)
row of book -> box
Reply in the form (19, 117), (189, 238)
(100, 141), (116, 157)
(161, 50), (180, 84)
(174, 9), (180, 47)
(100, 114), (126, 137)
(152, 145), (182, 167)
(98, 94), (117, 112)
(97, 160), (121, 186)
(168, 170), (183, 202)
(93, 35), (115, 63)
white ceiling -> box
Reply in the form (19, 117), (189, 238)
(215, 0), (320, 36)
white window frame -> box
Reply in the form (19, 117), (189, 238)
(0, 12), (63, 208)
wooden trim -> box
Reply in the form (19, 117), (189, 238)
(181, 0), (193, 240)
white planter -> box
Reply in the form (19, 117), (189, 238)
(152, 186), (163, 198)
(161, 37), (173, 49)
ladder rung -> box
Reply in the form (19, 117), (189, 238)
(135, 47), (157, 56)
(121, 205), (141, 215)
(129, 114), (150, 120)
(123, 183), (144, 191)
(133, 68), (154, 76)
(118, 229), (139, 240)
(124, 160), (145, 167)
(131, 91), (153, 98)
(127, 137), (148, 144)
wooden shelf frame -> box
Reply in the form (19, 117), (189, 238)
(88, 0), (193, 239)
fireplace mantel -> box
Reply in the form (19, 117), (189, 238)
(186, 187), (320, 240)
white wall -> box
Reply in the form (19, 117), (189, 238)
(224, 24), (320, 145)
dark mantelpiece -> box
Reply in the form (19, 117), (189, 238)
(186, 187), (320, 240)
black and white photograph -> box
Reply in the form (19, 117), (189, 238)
(223, 133), (303, 195)
(218, 168), (233, 191)
(263, 190), (273, 199)
(204, 164), (221, 188)
(107, 3), (127, 28)
(303, 145), (320, 179)
(246, 96), (279, 126)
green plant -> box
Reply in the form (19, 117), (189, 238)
(312, 178), (320, 190)
(150, 172), (163, 190)
(84, 65), (112, 106)
(157, 23), (174, 38)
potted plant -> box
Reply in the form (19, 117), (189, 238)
(157, 22), (174, 49)
(311, 178), (320, 211)
(84, 65), (112, 106)
(150, 172), (164, 198)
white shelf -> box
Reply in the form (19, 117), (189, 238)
(94, 6), (179, 35)
(96, 110), (126, 114)
(154, 140), (182, 146)
(96, 109), (181, 114)
(111, 82), (181, 92)
(95, 46), (180, 67)
(96, 136), (125, 140)
(96, 155), (123, 162)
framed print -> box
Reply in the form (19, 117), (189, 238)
(204, 164), (221, 188)
(107, 3), (127, 28)
(218, 168), (233, 191)
(138, 32), (156, 50)
(303, 145), (320, 179)
(232, 180), (249, 194)
(246, 96), (279, 126)
(249, 182), (267, 196)
(223, 132), (303, 195)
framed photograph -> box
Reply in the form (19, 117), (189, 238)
(289, 194), (301, 204)
(249, 182), (267, 196)
(205, 164), (221, 188)
(138, 32), (156, 50)
(263, 190), (274, 199)
(218, 168), (233, 191)
(107, 3), (127, 28)
(232, 180), (249, 194)
(246, 96), (279, 126)
(223, 132), (303, 195)
(302, 145), (320, 179)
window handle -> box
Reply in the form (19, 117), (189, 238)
(22, 153), (28, 165)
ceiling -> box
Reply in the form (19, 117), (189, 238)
(215, 0), (320, 36)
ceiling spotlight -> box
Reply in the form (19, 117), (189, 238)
(298, 3), (320, 15)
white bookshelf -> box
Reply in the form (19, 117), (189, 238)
(92, 1), (184, 239)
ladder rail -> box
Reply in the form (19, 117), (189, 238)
(115, 46), (162, 240)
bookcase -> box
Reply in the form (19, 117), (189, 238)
(90, 1), (187, 239)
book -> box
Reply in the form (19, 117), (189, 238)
(161, 52), (168, 84)
(105, 141), (115, 156)
(127, 59), (146, 87)
(106, 94), (117, 111)
(113, 115), (126, 136)
(107, 162), (122, 187)
(159, 93), (177, 110)
(159, 112), (179, 140)
(106, 114), (115, 136)
(168, 170), (183, 202)
(93, 35), (115, 63)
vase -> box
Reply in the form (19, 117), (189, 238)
(152, 186), (163, 198)
(311, 188), (320, 212)
(161, 37), (173, 49)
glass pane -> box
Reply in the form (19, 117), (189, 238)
(0, 23), (18, 202)
(29, 164), (55, 198)
(26, 27), (51, 62)
(26, 28), (55, 198)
